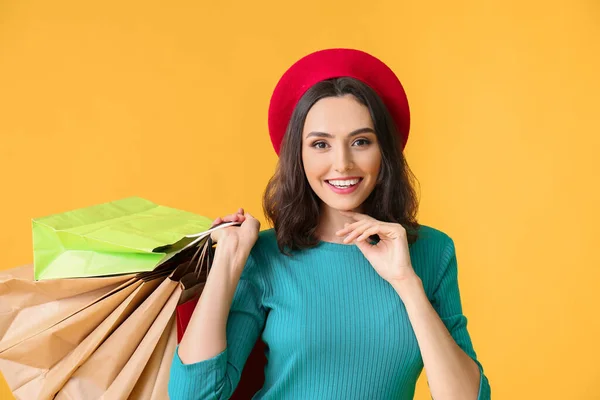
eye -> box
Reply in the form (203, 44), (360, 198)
(311, 141), (329, 149)
(353, 138), (371, 147)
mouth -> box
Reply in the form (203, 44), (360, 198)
(325, 178), (363, 194)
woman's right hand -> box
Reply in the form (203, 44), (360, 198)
(210, 207), (260, 255)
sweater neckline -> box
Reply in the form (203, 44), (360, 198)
(315, 240), (363, 253)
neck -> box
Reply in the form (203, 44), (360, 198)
(315, 203), (362, 244)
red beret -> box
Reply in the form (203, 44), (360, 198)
(268, 48), (410, 156)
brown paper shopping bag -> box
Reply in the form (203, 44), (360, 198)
(128, 314), (177, 400)
(120, 247), (211, 400)
(101, 285), (181, 400)
(0, 264), (133, 351)
(0, 221), (221, 399)
(34, 278), (162, 400)
(55, 277), (179, 400)
(0, 277), (149, 399)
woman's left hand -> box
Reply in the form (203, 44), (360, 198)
(336, 211), (417, 285)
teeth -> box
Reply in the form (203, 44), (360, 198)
(328, 178), (360, 186)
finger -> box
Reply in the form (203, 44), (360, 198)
(212, 215), (242, 228)
(240, 213), (260, 233)
(210, 229), (222, 243)
(343, 222), (376, 243)
(336, 219), (369, 236)
(356, 226), (380, 242)
(223, 213), (244, 222)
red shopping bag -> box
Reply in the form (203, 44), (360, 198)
(176, 298), (197, 344)
(176, 297), (266, 399)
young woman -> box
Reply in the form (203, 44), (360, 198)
(169, 48), (491, 399)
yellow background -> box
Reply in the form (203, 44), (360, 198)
(1, 0), (599, 399)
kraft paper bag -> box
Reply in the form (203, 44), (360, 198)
(56, 277), (179, 400)
(0, 210), (227, 399)
(36, 279), (162, 400)
(0, 277), (147, 397)
(0, 264), (135, 352)
(32, 197), (213, 280)
(101, 286), (181, 400)
(173, 234), (212, 341)
(128, 314), (177, 400)
(174, 236), (211, 341)
(1, 279), (159, 400)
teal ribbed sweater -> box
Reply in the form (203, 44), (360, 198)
(168, 225), (491, 399)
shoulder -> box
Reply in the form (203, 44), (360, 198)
(238, 228), (280, 292)
(257, 227), (278, 244)
(251, 228), (279, 258)
(412, 224), (454, 252)
(242, 228), (279, 273)
(410, 224), (457, 288)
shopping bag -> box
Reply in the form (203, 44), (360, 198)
(128, 314), (177, 400)
(0, 254), (190, 399)
(173, 238), (211, 342)
(173, 230), (267, 398)
(0, 264), (132, 349)
(175, 296), (199, 343)
(100, 287), (181, 400)
(0, 215), (232, 399)
(55, 277), (180, 399)
(0, 271), (145, 399)
(32, 196), (213, 280)
(36, 278), (161, 400)
(176, 296), (267, 399)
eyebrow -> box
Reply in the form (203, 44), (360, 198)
(306, 127), (375, 139)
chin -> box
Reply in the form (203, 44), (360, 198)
(322, 198), (364, 212)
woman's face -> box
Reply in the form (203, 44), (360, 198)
(301, 94), (382, 212)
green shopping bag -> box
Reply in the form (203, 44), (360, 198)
(32, 197), (213, 280)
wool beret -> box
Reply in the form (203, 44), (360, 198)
(268, 48), (410, 156)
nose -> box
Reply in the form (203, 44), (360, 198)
(333, 146), (354, 173)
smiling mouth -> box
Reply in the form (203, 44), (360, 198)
(325, 178), (363, 189)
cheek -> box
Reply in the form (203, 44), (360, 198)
(302, 156), (328, 181)
(370, 158), (382, 175)
(358, 151), (382, 175)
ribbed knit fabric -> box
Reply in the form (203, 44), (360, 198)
(168, 225), (491, 399)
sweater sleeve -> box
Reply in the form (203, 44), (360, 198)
(168, 252), (267, 400)
(430, 237), (491, 400)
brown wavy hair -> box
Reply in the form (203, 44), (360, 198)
(263, 77), (420, 256)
